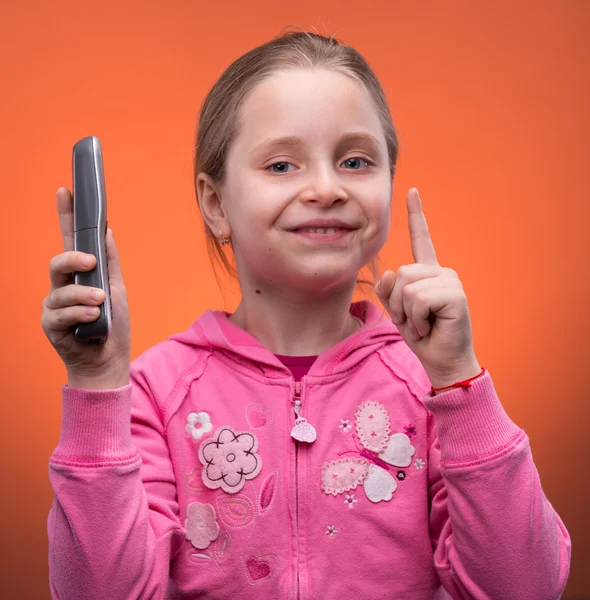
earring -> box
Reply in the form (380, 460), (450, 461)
(220, 231), (230, 246)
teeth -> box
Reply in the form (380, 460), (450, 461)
(299, 227), (341, 234)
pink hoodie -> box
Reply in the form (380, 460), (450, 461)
(47, 300), (571, 599)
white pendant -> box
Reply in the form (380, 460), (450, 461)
(290, 417), (317, 443)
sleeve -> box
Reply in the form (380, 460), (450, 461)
(422, 370), (571, 600)
(47, 360), (186, 599)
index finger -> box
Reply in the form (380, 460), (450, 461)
(56, 187), (74, 252)
(407, 188), (438, 266)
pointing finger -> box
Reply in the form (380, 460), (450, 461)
(408, 188), (438, 266)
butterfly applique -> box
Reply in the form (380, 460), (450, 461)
(321, 400), (416, 503)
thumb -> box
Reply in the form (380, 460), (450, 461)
(105, 228), (124, 286)
(375, 269), (396, 302)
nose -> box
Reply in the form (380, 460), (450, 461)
(300, 162), (349, 207)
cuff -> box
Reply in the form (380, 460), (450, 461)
(422, 371), (524, 465)
(50, 383), (139, 464)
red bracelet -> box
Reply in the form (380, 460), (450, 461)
(430, 367), (486, 396)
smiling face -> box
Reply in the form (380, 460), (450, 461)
(200, 68), (392, 295)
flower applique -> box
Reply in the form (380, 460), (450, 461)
(185, 502), (220, 550)
(414, 458), (425, 470)
(186, 412), (213, 441)
(325, 525), (338, 537)
(321, 400), (417, 503)
(198, 426), (263, 494)
(404, 423), (417, 437)
(339, 419), (352, 433)
(344, 493), (358, 508)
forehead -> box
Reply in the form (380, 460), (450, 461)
(234, 69), (384, 149)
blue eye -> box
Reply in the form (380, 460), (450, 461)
(267, 157), (373, 174)
(342, 157), (373, 170)
(268, 162), (294, 174)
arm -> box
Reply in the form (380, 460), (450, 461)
(423, 370), (571, 600)
(47, 360), (185, 599)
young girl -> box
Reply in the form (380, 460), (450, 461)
(43, 31), (571, 600)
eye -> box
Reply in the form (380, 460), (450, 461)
(342, 157), (373, 170)
(266, 157), (374, 174)
(267, 162), (295, 174)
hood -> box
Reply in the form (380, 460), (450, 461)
(168, 300), (403, 380)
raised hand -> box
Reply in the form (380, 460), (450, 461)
(375, 188), (481, 389)
(41, 187), (131, 389)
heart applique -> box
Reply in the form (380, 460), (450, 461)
(290, 417), (317, 443)
(241, 546), (278, 585)
(245, 403), (274, 429)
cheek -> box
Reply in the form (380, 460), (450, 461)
(366, 197), (391, 241)
(229, 215), (282, 264)
(229, 182), (283, 226)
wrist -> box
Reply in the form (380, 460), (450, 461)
(67, 367), (130, 391)
(429, 362), (483, 392)
(67, 377), (130, 391)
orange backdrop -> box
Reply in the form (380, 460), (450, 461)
(1, 0), (588, 597)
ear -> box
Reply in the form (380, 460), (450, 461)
(196, 172), (231, 238)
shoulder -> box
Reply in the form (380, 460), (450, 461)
(132, 337), (210, 377)
(130, 335), (213, 416)
(376, 341), (432, 405)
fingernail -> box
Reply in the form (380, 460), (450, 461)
(90, 289), (104, 300)
(81, 255), (93, 267)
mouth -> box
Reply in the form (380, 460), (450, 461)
(289, 227), (356, 242)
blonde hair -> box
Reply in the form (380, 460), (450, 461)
(193, 27), (399, 290)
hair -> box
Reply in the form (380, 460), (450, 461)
(193, 26), (399, 292)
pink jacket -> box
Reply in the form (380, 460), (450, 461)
(47, 300), (571, 599)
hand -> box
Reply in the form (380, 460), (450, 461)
(375, 188), (481, 388)
(41, 187), (131, 388)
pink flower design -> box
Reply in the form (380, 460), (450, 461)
(404, 423), (417, 437)
(198, 426), (263, 494)
(185, 502), (220, 550)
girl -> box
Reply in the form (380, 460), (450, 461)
(43, 30), (571, 599)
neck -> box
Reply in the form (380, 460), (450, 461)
(228, 282), (362, 356)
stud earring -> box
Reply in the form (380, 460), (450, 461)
(220, 231), (230, 246)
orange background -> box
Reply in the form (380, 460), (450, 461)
(1, 0), (588, 597)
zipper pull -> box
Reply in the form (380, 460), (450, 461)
(290, 381), (317, 443)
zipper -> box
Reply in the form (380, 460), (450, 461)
(290, 381), (317, 443)
(290, 380), (316, 600)
(293, 381), (301, 600)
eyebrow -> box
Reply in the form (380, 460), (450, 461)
(248, 132), (383, 156)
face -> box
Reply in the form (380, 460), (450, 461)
(204, 68), (392, 295)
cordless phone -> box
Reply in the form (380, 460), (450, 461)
(72, 136), (112, 343)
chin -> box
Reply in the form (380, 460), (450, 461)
(281, 265), (359, 294)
